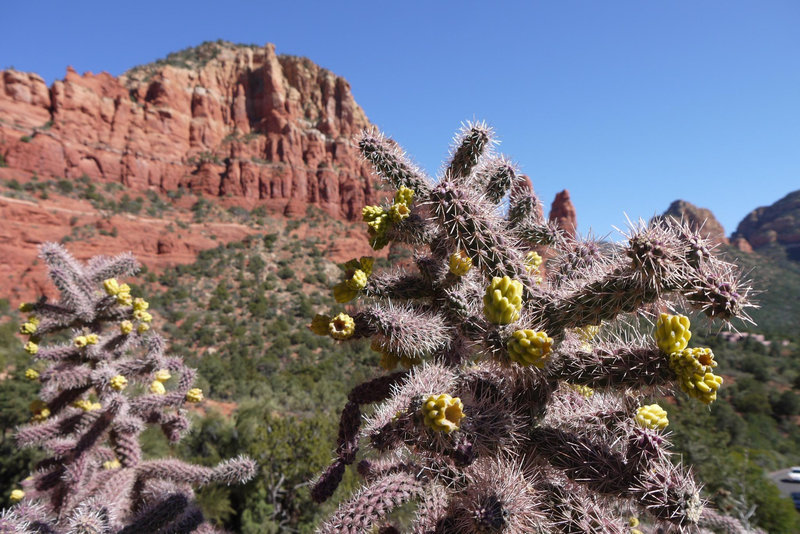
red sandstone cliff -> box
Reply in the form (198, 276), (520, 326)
(0, 41), (379, 220)
(549, 189), (577, 238)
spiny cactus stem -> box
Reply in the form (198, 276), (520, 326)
(548, 346), (675, 389)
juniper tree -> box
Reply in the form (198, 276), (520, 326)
(2, 243), (255, 534)
(310, 122), (759, 533)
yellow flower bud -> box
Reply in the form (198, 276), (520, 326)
(120, 320), (134, 334)
(149, 381), (166, 395)
(73, 336), (88, 348)
(629, 517), (640, 528)
(72, 399), (94, 411)
(448, 250), (473, 276)
(137, 323), (150, 334)
(389, 202), (410, 223)
(635, 404), (669, 430)
(483, 276), (523, 324)
(422, 394), (465, 433)
(362, 205), (385, 222)
(525, 250), (543, 273)
(394, 186), (414, 206)
(155, 369), (172, 382)
(186, 388), (204, 403)
(507, 330), (553, 368)
(24, 341), (39, 355)
(9, 489), (25, 502)
(328, 313), (355, 340)
(110, 375), (128, 391)
(30, 399), (50, 421)
(25, 368), (39, 381)
(103, 278), (120, 295)
(103, 459), (121, 470)
(133, 298), (149, 312)
(134, 310), (153, 323)
(655, 313), (691, 354)
(85, 334), (99, 345)
(19, 322), (37, 335)
(345, 269), (368, 291)
(117, 293), (133, 307)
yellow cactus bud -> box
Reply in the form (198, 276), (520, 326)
(422, 393), (465, 433)
(9, 489), (24, 502)
(186, 388), (204, 403)
(103, 459), (121, 470)
(155, 369), (172, 382)
(30, 399), (50, 421)
(629, 517), (640, 528)
(149, 381), (166, 395)
(19, 302), (34, 313)
(345, 269), (368, 291)
(310, 314), (332, 336)
(134, 310), (153, 323)
(329, 313), (355, 340)
(394, 186), (414, 206)
(28, 316), (40, 326)
(72, 399), (94, 411)
(362, 205), (385, 222)
(24, 341), (39, 355)
(483, 276), (524, 324)
(631, 530), (644, 534)
(507, 330), (553, 368)
(103, 278), (120, 295)
(389, 202), (411, 223)
(669, 347), (722, 404)
(133, 297), (149, 312)
(448, 250), (473, 276)
(137, 323), (150, 334)
(655, 313), (691, 354)
(635, 404), (669, 430)
(333, 282), (359, 303)
(19, 322), (37, 335)
(117, 292), (133, 307)
(90, 402), (102, 411)
(120, 320), (134, 334)
(74, 336), (88, 348)
(25, 368), (39, 381)
(85, 334), (99, 345)
(524, 250), (543, 273)
(110, 375), (128, 391)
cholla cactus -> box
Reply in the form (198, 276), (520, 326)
(311, 123), (756, 533)
(3, 243), (255, 533)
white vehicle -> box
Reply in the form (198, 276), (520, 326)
(787, 467), (800, 482)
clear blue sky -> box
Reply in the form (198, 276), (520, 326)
(3, 1), (798, 237)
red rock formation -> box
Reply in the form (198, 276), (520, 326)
(0, 192), (379, 303)
(731, 237), (753, 254)
(660, 200), (730, 245)
(0, 42), (379, 221)
(549, 189), (577, 237)
(733, 190), (800, 261)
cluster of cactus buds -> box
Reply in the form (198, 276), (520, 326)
(310, 123), (754, 533)
(2, 243), (255, 533)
